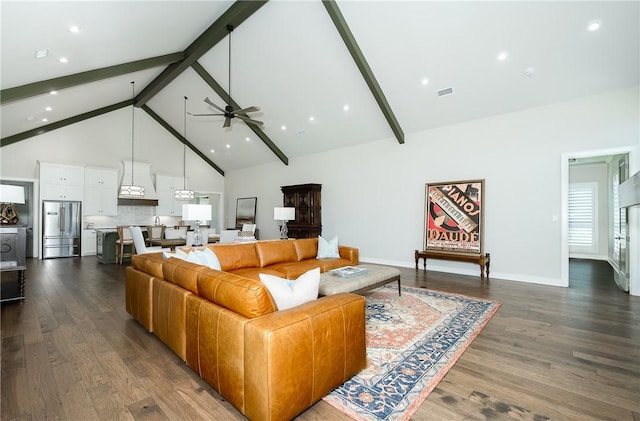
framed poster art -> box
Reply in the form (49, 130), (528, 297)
(235, 197), (257, 228)
(424, 179), (485, 255)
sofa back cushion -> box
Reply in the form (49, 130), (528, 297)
(197, 269), (277, 318)
(255, 240), (298, 267)
(210, 243), (259, 271)
(132, 253), (164, 279)
(162, 258), (209, 294)
(293, 238), (318, 261)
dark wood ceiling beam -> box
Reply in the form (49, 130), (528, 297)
(0, 53), (183, 105)
(0, 100), (132, 147)
(134, 1), (268, 107)
(322, 0), (405, 144)
(191, 61), (288, 165)
(141, 105), (224, 176)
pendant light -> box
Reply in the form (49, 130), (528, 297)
(175, 96), (195, 200)
(119, 81), (145, 197)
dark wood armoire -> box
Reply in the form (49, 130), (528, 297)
(281, 183), (322, 238)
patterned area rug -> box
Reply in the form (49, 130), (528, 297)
(323, 285), (501, 421)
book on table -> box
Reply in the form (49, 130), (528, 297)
(330, 266), (368, 278)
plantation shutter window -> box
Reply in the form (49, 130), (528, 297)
(568, 182), (597, 253)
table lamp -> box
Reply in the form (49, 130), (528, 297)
(0, 185), (25, 225)
(274, 207), (295, 240)
(182, 204), (212, 247)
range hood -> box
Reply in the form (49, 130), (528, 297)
(118, 161), (158, 206)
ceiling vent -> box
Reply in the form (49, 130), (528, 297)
(437, 87), (455, 97)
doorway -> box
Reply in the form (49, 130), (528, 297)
(561, 146), (636, 291)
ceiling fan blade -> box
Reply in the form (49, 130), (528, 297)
(235, 114), (264, 127)
(223, 117), (231, 128)
(233, 105), (260, 114)
(204, 97), (226, 113)
(188, 112), (225, 116)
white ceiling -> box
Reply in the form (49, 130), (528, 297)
(2, 1), (639, 173)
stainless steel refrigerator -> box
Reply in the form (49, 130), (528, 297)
(42, 201), (81, 259)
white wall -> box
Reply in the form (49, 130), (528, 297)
(225, 87), (640, 287)
(569, 163), (609, 259)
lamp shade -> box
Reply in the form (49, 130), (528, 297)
(274, 207), (295, 221)
(0, 185), (25, 204)
(182, 204), (212, 221)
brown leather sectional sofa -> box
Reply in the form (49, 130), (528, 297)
(125, 238), (367, 420)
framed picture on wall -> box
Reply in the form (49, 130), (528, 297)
(424, 179), (485, 255)
(235, 197), (257, 229)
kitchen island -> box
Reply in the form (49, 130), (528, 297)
(96, 229), (118, 264)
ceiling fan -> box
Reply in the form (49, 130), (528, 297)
(189, 24), (263, 128)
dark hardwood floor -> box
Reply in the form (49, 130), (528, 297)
(2, 257), (638, 420)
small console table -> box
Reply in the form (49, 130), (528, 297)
(415, 250), (490, 279)
(1, 226), (27, 302)
(1, 265), (26, 303)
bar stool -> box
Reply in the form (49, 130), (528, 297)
(115, 225), (134, 264)
(146, 225), (165, 247)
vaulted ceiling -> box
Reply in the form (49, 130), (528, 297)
(2, 1), (638, 175)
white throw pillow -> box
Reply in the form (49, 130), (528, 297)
(165, 247), (221, 270)
(317, 235), (339, 258)
(259, 268), (321, 310)
(195, 247), (221, 270)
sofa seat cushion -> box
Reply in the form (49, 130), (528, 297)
(197, 270), (277, 319)
(255, 240), (297, 267)
(266, 260), (323, 280)
(228, 267), (285, 282)
(313, 258), (355, 273)
(132, 253), (164, 279)
(211, 243), (260, 271)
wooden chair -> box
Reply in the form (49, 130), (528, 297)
(115, 225), (134, 264)
(146, 225), (165, 247)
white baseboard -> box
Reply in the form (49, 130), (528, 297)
(359, 256), (565, 288)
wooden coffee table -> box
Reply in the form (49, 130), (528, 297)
(319, 264), (401, 296)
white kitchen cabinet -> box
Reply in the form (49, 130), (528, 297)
(155, 175), (187, 216)
(84, 167), (118, 216)
(39, 162), (84, 201)
(81, 229), (97, 256)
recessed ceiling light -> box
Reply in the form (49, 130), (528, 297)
(45, 106), (52, 111)
(281, 125), (287, 131)
(497, 51), (508, 61)
(245, 137), (250, 142)
(49, 90), (57, 95)
(210, 149), (215, 153)
(35, 49), (49, 59)
(309, 116), (315, 122)
(41, 118), (48, 122)
(343, 104), (350, 111)
(226, 144), (230, 149)
(421, 78), (430, 86)
(69, 25), (80, 33)
(26, 116), (34, 121)
(587, 20), (602, 32)
(59, 57), (68, 63)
